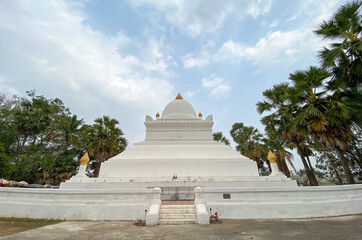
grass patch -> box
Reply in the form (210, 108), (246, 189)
(0, 218), (62, 237)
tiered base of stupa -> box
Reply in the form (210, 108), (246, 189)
(60, 140), (297, 199)
(60, 178), (297, 200)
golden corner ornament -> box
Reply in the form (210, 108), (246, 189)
(80, 152), (90, 165)
(267, 151), (277, 164)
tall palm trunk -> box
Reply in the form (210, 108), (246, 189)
(334, 168), (343, 185)
(306, 156), (313, 172)
(281, 158), (291, 177)
(93, 160), (102, 177)
(334, 147), (355, 184)
(296, 144), (319, 186)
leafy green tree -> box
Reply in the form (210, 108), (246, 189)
(0, 91), (129, 184)
(0, 142), (10, 178)
(0, 91), (82, 184)
(213, 131), (230, 145)
(345, 125), (362, 171)
(315, 148), (344, 185)
(81, 116), (127, 177)
(315, 125), (362, 183)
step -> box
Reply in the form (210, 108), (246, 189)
(160, 208), (196, 214)
(161, 205), (195, 209)
(161, 201), (195, 205)
(159, 213), (197, 219)
(158, 219), (197, 225)
(158, 204), (197, 225)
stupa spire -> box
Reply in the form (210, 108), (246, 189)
(175, 93), (183, 100)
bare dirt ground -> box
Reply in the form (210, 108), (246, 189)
(1, 215), (362, 240)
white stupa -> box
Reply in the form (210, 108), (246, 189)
(61, 93), (297, 198)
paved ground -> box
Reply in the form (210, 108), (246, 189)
(1, 215), (361, 240)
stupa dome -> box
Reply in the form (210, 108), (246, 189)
(161, 93), (197, 119)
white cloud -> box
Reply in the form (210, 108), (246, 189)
(185, 90), (199, 98)
(129, 0), (273, 37)
(269, 19), (278, 28)
(182, 28), (319, 68)
(202, 77), (224, 88)
(166, 0), (234, 37)
(181, 0), (341, 69)
(286, 14), (297, 22)
(247, 0), (272, 19)
(211, 84), (230, 98)
(0, 76), (18, 95)
(182, 54), (209, 68)
(244, 29), (317, 65)
(128, 0), (179, 11)
(202, 76), (230, 98)
(0, 0), (174, 110)
(214, 40), (245, 61)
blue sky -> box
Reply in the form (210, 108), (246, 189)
(0, 0), (346, 169)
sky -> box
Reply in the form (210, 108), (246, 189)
(0, 0), (346, 170)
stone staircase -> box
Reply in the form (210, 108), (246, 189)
(158, 204), (197, 225)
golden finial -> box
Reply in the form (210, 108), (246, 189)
(175, 93), (183, 100)
(80, 152), (90, 165)
(267, 151), (277, 163)
(156, 112), (160, 118)
(198, 112), (202, 118)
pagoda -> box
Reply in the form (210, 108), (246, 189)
(61, 93), (296, 199)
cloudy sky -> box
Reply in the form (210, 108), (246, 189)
(0, 0), (346, 169)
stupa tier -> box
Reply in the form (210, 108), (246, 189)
(99, 93), (258, 180)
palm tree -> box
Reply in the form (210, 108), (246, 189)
(314, 0), (362, 126)
(290, 66), (356, 183)
(213, 131), (230, 145)
(257, 83), (319, 185)
(263, 130), (295, 177)
(51, 115), (83, 165)
(230, 122), (266, 172)
(314, 1), (361, 85)
(84, 116), (127, 177)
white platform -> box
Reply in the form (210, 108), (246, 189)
(1, 185), (361, 221)
(195, 185), (362, 219)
